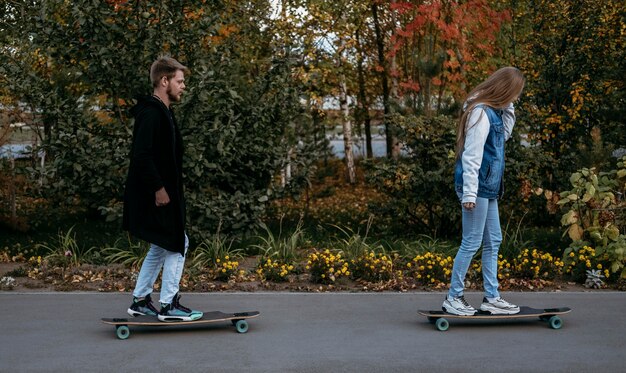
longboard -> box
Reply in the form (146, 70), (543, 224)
(418, 306), (571, 331)
(102, 311), (260, 339)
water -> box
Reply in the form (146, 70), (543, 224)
(0, 144), (32, 159)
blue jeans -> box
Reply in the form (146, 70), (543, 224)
(448, 197), (502, 299)
(133, 234), (189, 305)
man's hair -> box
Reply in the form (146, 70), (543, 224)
(150, 56), (189, 88)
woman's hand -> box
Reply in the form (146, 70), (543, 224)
(463, 202), (476, 210)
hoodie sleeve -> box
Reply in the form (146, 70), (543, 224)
(132, 107), (164, 192)
(461, 107), (490, 204)
(502, 102), (516, 141)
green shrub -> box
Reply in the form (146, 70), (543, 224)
(306, 249), (349, 284)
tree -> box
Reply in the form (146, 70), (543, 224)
(389, 0), (511, 115)
(0, 0), (324, 235)
(513, 0), (626, 191)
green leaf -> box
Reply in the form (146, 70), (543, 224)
(606, 225), (619, 241)
(570, 172), (582, 184)
(561, 210), (578, 226)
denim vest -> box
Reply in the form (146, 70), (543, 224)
(454, 105), (505, 199)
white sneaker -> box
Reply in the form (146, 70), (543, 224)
(442, 295), (477, 316)
(480, 297), (520, 315)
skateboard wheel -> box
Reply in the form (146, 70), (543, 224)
(548, 316), (562, 330)
(234, 320), (249, 333)
(427, 317), (437, 324)
(435, 318), (449, 331)
(116, 326), (130, 340)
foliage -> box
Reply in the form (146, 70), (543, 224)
(584, 269), (605, 289)
(0, 276), (16, 290)
(211, 256), (242, 282)
(251, 220), (305, 264)
(468, 255), (514, 283)
(1, 0), (325, 236)
(181, 55), (324, 235)
(328, 216), (383, 262)
(349, 251), (400, 283)
(391, 234), (456, 260)
(103, 236), (150, 271)
(562, 245), (611, 283)
(558, 158), (626, 278)
(514, 0), (626, 192)
(498, 211), (531, 259)
(189, 228), (242, 272)
(511, 249), (563, 280)
(406, 251), (453, 286)
(40, 226), (97, 268)
(255, 258), (296, 283)
(306, 249), (350, 284)
(390, 0), (512, 113)
(365, 114), (459, 236)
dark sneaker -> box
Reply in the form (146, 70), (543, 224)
(480, 297), (520, 315)
(127, 294), (159, 317)
(442, 295), (477, 316)
(158, 293), (203, 322)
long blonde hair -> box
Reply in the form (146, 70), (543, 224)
(455, 67), (525, 157)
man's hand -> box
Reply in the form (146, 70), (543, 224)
(463, 202), (476, 210)
(155, 187), (170, 207)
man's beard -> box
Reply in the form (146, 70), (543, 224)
(166, 86), (182, 103)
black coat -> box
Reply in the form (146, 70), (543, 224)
(122, 96), (186, 254)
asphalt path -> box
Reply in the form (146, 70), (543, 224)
(0, 291), (624, 372)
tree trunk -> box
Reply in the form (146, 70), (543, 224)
(372, 2), (392, 158)
(355, 27), (373, 159)
(389, 0), (401, 159)
(340, 75), (356, 184)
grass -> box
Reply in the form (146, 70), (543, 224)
(190, 225), (243, 270)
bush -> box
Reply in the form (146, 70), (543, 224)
(558, 157), (626, 279)
(256, 258), (296, 282)
(364, 114), (460, 237)
(349, 251), (399, 282)
(406, 251), (453, 286)
(511, 249), (564, 280)
(306, 249), (350, 284)
(563, 245), (612, 283)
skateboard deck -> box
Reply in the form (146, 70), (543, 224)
(102, 311), (260, 339)
(418, 306), (571, 331)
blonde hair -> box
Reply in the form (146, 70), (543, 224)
(150, 56), (189, 88)
(455, 67), (525, 156)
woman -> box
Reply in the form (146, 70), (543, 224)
(443, 67), (525, 315)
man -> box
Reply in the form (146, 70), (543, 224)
(123, 56), (202, 321)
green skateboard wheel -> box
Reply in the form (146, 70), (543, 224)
(235, 320), (249, 333)
(548, 316), (562, 329)
(116, 325), (130, 340)
(436, 318), (449, 331)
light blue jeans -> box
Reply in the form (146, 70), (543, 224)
(133, 234), (188, 305)
(449, 197), (502, 299)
